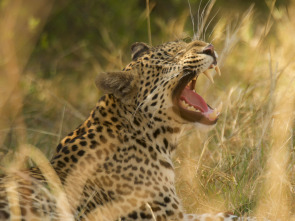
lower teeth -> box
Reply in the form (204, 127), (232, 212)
(181, 100), (199, 112)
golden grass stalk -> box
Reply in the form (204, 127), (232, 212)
(146, 0), (152, 45)
(254, 4), (295, 219)
(5, 144), (74, 220)
(0, 1), (74, 219)
(5, 179), (21, 221)
(255, 66), (295, 219)
(0, 0), (53, 147)
(25, 144), (74, 220)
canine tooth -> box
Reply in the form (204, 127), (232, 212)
(214, 51), (218, 58)
(206, 103), (222, 121)
(215, 65), (221, 76)
(207, 110), (218, 121)
(203, 69), (214, 84)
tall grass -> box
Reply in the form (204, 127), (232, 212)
(0, 0), (294, 220)
(175, 1), (295, 219)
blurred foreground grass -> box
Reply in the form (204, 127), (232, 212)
(0, 0), (295, 219)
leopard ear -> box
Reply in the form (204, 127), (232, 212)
(95, 71), (138, 102)
(131, 42), (150, 60)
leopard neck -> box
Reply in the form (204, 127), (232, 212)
(95, 94), (183, 154)
(50, 94), (183, 212)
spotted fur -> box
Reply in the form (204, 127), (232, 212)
(0, 40), (264, 221)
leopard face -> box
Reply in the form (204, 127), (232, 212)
(96, 39), (221, 127)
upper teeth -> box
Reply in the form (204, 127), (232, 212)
(203, 69), (214, 84)
(202, 65), (221, 84)
(215, 65), (221, 76)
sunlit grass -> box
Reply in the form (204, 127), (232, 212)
(175, 1), (295, 219)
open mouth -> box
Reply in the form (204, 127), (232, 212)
(173, 65), (222, 125)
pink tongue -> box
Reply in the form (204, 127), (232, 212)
(180, 86), (209, 112)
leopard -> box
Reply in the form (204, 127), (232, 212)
(0, 39), (258, 221)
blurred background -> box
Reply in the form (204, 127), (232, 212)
(1, 0), (295, 218)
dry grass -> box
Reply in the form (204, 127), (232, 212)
(0, 0), (295, 220)
(175, 1), (295, 219)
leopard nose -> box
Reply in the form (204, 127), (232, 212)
(202, 44), (215, 57)
(202, 44), (217, 65)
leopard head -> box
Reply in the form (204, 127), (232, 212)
(96, 39), (221, 126)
